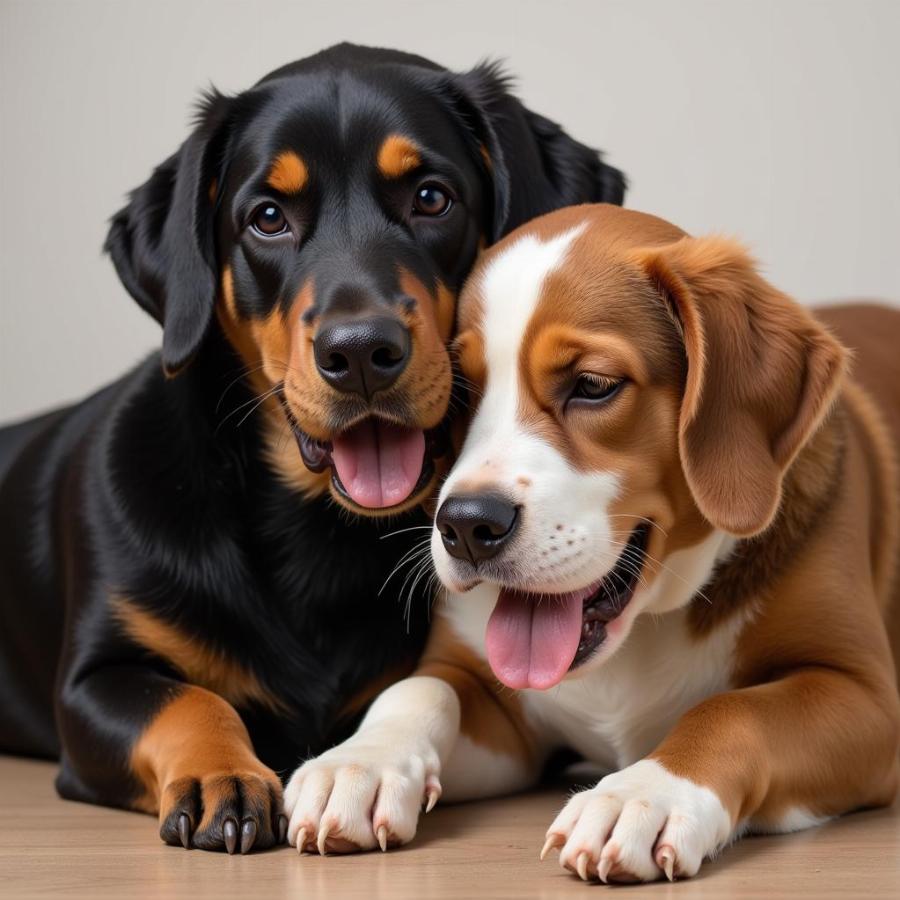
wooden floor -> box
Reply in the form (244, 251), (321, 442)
(2, 756), (899, 899)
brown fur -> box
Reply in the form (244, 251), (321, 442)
(376, 135), (422, 179)
(633, 237), (847, 537)
(218, 268), (329, 497)
(111, 598), (285, 714)
(266, 150), (308, 194)
(818, 305), (900, 679)
(688, 400), (846, 635)
(432, 204), (900, 840)
(396, 269), (455, 424)
(130, 686), (281, 820)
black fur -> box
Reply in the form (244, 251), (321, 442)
(0, 43), (625, 850)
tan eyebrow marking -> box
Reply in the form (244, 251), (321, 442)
(377, 134), (422, 179)
(266, 150), (308, 194)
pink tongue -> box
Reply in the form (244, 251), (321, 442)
(331, 420), (426, 509)
(485, 587), (592, 690)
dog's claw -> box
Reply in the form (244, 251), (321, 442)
(376, 825), (388, 852)
(540, 833), (562, 861)
(316, 821), (330, 856)
(240, 819), (257, 854)
(223, 818), (238, 855)
(296, 826), (308, 854)
(597, 856), (613, 884)
(658, 847), (675, 882)
(177, 813), (191, 849)
(424, 776), (441, 813)
(277, 815), (288, 845)
(576, 851), (591, 881)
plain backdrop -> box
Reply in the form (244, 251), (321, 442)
(1, 0), (899, 422)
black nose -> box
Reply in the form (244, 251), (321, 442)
(314, 316), (410, 399)
(436, 494), (519, 565)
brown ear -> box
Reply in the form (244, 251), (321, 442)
(634, 237), (847, 536)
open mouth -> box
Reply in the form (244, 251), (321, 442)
(280, 400), (444, 510)
(484, 523), (651, 691)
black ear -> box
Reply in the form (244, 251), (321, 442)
(104, 90), (231, 376)
(451, 62), (626, 241)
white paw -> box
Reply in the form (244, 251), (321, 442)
(283, 726), (441, 855)
(542, 759), (732, 883)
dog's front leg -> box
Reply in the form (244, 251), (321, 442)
(284, 675), (461, 854)
(284, 654), (540, 854)
(545, 667), (900, 883)
(57, 668), (285, 853)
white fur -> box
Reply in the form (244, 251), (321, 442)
(478, 223), (587, 385)
(755, 807), (832, 834)
(440, 734), (532, 802)
(441, 532), (743, 771)
(283, 676), (459, 852)
(523, 601), (750, 771)
(433, 426), (623, 594)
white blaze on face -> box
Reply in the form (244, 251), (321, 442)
(453, 225), (586, 482)
(430, 223), (631, 690)
(432, 222), (620, 595)
(432, 225), (618, 593)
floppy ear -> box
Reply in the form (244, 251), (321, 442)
(104, 90), (231, 376)
(634, 237), (847, 537)
(449, 62), (626, 241)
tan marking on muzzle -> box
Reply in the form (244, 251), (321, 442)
(397, 269), (455, 431)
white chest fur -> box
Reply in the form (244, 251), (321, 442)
(521, 607), (748, 771)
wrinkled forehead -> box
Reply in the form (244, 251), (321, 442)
(460, 223), (683, 386)
(228, 72), (474, 187)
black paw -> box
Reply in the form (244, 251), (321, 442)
(159, 772), (288, 854)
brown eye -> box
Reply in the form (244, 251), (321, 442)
(413, 183), (452, 217)
(571, 374), (624, 403)
(251, 203), (288, 236)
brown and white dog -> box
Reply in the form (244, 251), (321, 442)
(283, 204), (900, 882)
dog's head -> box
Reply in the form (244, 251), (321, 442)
(431, 204), (846, 689)
(105, 44), (625, 516)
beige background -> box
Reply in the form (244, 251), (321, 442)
(1, 0), (899, 422)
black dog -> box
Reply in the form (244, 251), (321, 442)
(0, 44), (624, 853)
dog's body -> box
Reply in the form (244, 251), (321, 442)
(0, 47), (625, 852)
(284, 205), (900, 881)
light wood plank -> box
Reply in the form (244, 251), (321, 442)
(1, 756), (898, 898)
